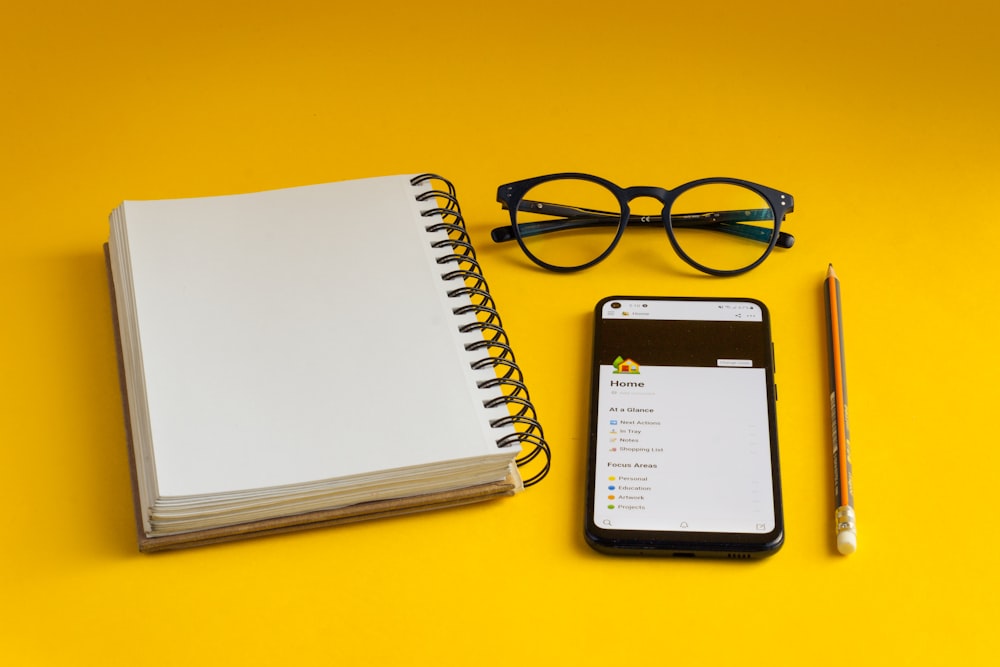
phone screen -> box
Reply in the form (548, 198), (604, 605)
(586, 296), (783, 556)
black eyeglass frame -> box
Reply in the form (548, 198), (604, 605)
(492, 173), (795, 277)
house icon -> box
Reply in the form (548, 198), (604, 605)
(612, 356), (640, 374)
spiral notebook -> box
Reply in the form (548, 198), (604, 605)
(105, 174), (549, 552)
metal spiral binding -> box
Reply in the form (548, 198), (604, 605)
(410, 173), (550, 487)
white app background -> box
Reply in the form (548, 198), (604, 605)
(594, 364), (775, 534)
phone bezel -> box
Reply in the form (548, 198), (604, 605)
(584, 295), (784, 558)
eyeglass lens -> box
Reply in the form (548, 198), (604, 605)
(512, 178), (622, 269)
(669, 182), (775, 273)
(512, 177), (777, 273)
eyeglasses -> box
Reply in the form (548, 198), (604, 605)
(491, 173), (795, 276)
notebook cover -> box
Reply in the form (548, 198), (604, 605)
(104, 244), (516, 552)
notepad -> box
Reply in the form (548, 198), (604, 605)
(105, 174), (548, 551)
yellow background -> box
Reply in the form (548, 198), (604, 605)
(3, 1), (998, 664)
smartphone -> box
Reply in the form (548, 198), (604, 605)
(585, 296), (784, 558)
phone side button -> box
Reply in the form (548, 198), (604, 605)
(774, 383), (778, 401)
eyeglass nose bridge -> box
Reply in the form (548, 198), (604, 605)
(617, 186), (674, 228)
(620, 185), (672, 207)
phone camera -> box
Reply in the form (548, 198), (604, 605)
(610, 302), (622, 309)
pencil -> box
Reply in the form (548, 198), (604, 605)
(825, 264), (856, 555)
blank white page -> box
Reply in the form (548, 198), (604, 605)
(118, 175), (514, 497)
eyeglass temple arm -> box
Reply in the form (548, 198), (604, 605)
(491, 200), (795, 248)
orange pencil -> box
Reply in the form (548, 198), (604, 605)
(825, 264), (856, 554)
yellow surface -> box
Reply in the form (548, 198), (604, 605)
(3, 1), (998, 664)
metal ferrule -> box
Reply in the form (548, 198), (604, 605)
(835, 505), (856, 535)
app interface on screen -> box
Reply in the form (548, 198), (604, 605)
(593, 300), (776, 535)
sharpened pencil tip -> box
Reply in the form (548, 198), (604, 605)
(827, 263), (836, 279)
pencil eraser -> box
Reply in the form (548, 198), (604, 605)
(837, 531), (857, 555)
